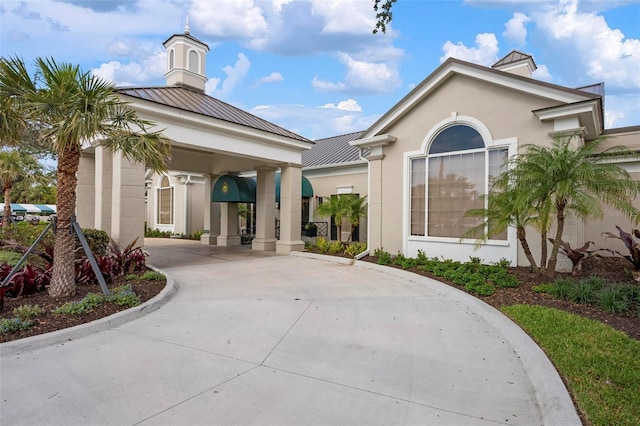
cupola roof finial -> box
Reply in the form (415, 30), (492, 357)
(185, 15), (190, 35)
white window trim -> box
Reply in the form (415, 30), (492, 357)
(402, 114), (518, 263)
(187, 49), (200, 74)
(154, 175), (175, 232)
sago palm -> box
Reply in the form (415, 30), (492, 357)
(0, 56), (171, 297)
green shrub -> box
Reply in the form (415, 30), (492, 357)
(0, 250), (23, 265)
(12, 304), (44, 321)
(549, 277), (575, 300)
(328, 241), (343, 255)
(144, 228), (173, 238)
(186, 230), (205, 240)
(315, 237), (330, 254)
(1, 222), (54, 249)
(532, 283), (554, 294)
(0, 318), (32, 334)
(54, 292), (106, 315)
(373, 248), (392, 265)
(597, 287), (630, 314)
(140, 271), (165, 281)
(80, 228), (110, 256)
(107, 285), (140, 307)
(125, 273), (138, 281)
(493, 258), (512, 269)
(490, 269), (519, 288)
(569, 276), (605, 305)
(465, 276), (495, 296)
(344, 242), (367, 258)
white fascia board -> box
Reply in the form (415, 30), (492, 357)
(350, 134), (397, 149)
(362, 61), (594, 138)
(533, 100), (599, 122)
(121, 95), (314, 152)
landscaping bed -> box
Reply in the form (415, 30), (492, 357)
(0, 272), (165, 343)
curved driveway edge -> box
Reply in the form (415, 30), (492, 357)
(0, 266), (177, 357)
(291, 251), (581, 426)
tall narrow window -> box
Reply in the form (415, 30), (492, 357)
(188, 50), (199, 73)
(487, 148), (509, 240)
(169, 49), (174, 70)
(410, 158), (426, 236)
(157, 176), (174, 225)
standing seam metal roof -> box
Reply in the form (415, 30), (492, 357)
(117, 86), (310, 142)
(302, 131), (363, 167)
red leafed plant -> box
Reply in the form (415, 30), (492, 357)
(602, 226), (640, 281)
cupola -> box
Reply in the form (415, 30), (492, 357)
(492, 50), (537, 78)
(163, 18), (210, 92)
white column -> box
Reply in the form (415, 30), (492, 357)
(111, 151), (146, 246)
(76, 152), (95, 228)
(201, 174), (221, 245)
(367, 154), (384, 251)
(252, 167), (277, 251)
(217, 203), (240, 246)
(94, 145), (112, 234)
(276, 165), (304, 254)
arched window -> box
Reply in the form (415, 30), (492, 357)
(157, 176), (174, 225)
(168, 49), (175, 70)
(188, 50), (199, 73)
(410, 124), (507, 239)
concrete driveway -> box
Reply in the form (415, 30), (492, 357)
(0, 239), (580, 425)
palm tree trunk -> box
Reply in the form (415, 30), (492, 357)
(546, 204), (566, 275)
(49, 145), (80, 298)
(517, 225), (539, 273)
(3, 187), (12, 231)
(540, 230), (548, 272)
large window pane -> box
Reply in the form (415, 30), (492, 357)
(410, 158), (426, 236)
(428, 152), (484, 238)
(157, 177), (173, 225)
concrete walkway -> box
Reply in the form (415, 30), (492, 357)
(0, 239), (580, 425)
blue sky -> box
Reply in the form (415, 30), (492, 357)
(1, 0), (639, 140)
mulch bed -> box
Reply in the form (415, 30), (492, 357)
(358, 255), (640, 341)
(0, 275), (166, 343)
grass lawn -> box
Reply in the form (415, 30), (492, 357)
(502, 305), (640, 426)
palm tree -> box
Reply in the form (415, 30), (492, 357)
(0, 150), (43, 230)
(464, 186), (541, 272)
(511, 135), (640, 274)
(346, 195), (367, 242)
(316, 195), (352, 243)
(0, 56), (171, 297)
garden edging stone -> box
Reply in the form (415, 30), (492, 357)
(0, 265), (177, 357)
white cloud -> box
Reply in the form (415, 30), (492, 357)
(440, 33), (499, 66)
(91, 51), (166, 86)
(320, 99), (362, 111)
(503, 12), (530, 46)
(532, 64), (553, 81)
(254, 72), (284, 86)
(313, 53), (401, 94)
(250, 102), (378, 139)
(190, 0), (268, 39)
(207, 53), (251, 98)
(310, 0), (377, 35)
(533, 0), (640, 89)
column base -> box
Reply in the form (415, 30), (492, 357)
(200, 234), (218, 246)
(217, 235), (241, 246)
(276, 240), (305, 254)
(252, 238), (277, 251)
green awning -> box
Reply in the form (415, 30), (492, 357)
(212, 175), (257, 202)
(275, 173), (314, 203)
(212, 173), (313, 203)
